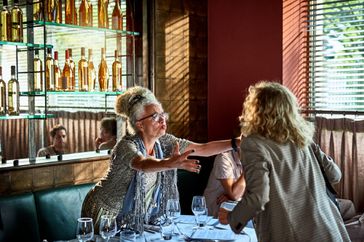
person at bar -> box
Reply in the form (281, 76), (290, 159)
(37, 124), (68, 157)
(81, 86), (240, 233)
(203, 148), (246, 218)
(95, 117), (117, 150)
(218, 81), (350, 242)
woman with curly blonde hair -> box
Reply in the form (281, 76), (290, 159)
(219, 82), (350, 242)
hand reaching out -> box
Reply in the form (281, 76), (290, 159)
(168, 142), (201, 173)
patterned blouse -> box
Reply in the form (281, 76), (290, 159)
(81, 133), (191, 229)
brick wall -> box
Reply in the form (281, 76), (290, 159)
(154, 0), (208, 142)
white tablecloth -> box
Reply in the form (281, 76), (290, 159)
(56, 215), (257, 242)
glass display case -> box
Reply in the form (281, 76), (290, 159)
(0, 0), (140, 162)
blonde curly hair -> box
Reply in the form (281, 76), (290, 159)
(115, 86), (161, 131)
(239, 81), (314, 148)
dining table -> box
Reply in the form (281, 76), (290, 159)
(56, 215), (257, 242)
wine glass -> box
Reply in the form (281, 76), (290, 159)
(166, 198), (181, 235)
(99, 215), (117, 242)
(191, 196), (207, 228)
(76, 217), (94, 242)
(166, 198), (181, 221)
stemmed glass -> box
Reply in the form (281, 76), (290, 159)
(191, 196), (208, 228)
(76, 217), (94, 242)
(99, 215), (117, 242)
(166, 198), (181, 235)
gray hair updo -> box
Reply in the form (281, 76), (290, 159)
(115, 86), (161, 131)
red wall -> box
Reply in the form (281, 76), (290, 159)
(208, 0), (283, 140)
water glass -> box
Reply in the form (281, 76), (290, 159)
(76, 217), (94, 242)
(195, 207), (208, 227)
(160, 217), (174, 240)
(99, 215), (117, 242)
(120, 229), (136, 242)
(191, 196), (207, 227)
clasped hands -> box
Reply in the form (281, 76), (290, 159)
(167, 142), (201, 173)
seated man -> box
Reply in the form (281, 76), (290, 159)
(37, 124), (68, 157)
(94, 117), (117, 150)
(203, 149), (246, 217)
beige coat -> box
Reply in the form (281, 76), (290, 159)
(228, 135), (350, 242)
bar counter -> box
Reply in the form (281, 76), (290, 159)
(0, 151), (111, 195)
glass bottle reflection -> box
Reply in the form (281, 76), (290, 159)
(87, 48), (96, 91)
(68, 48), (75, 91)
(1, 0), (11, 41)
(65, 0), (76, 24)
(33, 0), (43, 21)
(57, 0), (62, 23)
(79, 0), (89, 26)
(8, 66), (19, 116)
(46, 0), (60, 22)
(98, 0), (108, 28)
(10, 0), (23, 42)
(78, 47), (88, 91)
(45, 48), (54, 91)
(87, 0), (93, 27)
(53, 51), (62, 90)
(98, 47), (109, 91)
(34, 49), (43, 91)
(112, 50), (122, 91)
(0, 66), (6, 115)
(62, 49), (72, 91)
(111, 0), (122, 30)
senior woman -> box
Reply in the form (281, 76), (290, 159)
(219, 82), (350, 242)
(81, 86), (238, 233)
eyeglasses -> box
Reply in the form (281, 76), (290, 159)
(137, 112), (169, 122)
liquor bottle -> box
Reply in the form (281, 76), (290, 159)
(65, 0), (76, 24)
(57, 0), (62, 23)
(10, 0), (23, 42)
(0, 66), (6, 115)
(74, 4), (77, 25)
(53, 51), (62, 90)
(87, 0), (93, 27)
(33, 0), (43, 21)
(112, 50), (122, 91)
(1, 0), (11, 41)
(87, 48), (96, 91)
(98, 0), (108, 28)
(68, 48), (75, 90)
(34, 49), (43, 91)
(46, 0), (58, 22)
(78, 0), (89, 26)
(45, 48), (55, 91)
(62, 49), (72, 91)
(111, 0), (122, 30)
(98, 48), (109, 91)
(8, 66), (19, 115)
(78, 47), (88, 91)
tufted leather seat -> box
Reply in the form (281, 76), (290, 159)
(0, 183), (94, 242)
(34, 183), (94, 241)
(0, 193), (40, 242)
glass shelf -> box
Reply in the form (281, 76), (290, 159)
(0, 113), (55, 120)
(20, 91), (124, 96)
(0, 40), (53, 49)
(34, 21), (140, 36)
